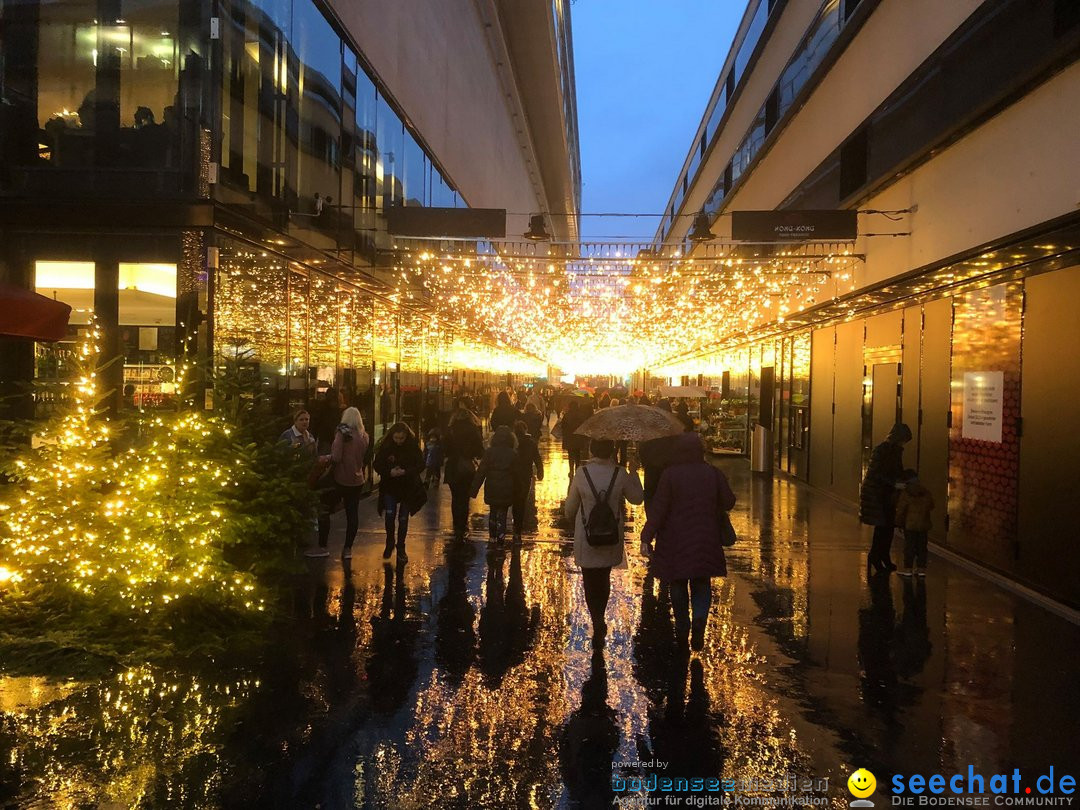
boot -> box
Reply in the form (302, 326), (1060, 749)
(690, 617), (706, 652)
(382, 530), (394, 560)
(674, 619), (690, 651)
(396, 523), (408, 563)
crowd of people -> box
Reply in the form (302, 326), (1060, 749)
(280, 384), (933, 657)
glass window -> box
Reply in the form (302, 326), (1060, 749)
(354, 66), (378, 246)
(1, 0), (185, 178)
(214, 243), (288, 373)
(402, 129), (427, 206)
(288, 268), (309, 381)
(777, 0), (841, 120)
(704, 85), (727, 147)
(431, 166), (456, 209)
(733, 0), (769, 86)
(293, 0), (342, 228)
(376, 91), (404, 212)
(308, 271), (339, 373)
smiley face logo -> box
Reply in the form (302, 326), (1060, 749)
(848, 769), (877, 798)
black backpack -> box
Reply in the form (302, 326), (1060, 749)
(582, 467), (621, 546)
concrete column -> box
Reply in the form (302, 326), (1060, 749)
(94, 249), (122, 416)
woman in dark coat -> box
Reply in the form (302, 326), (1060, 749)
(640, 432), (736, 652)
(472, 425), (518, 544)
(511, 420), (544, 542)
(560, 399), (586, 477)
(489, 390), (520, 432)
(860, 422), (913, 574)
(373, 422), (424, 562)
(443, 403), (485, 538)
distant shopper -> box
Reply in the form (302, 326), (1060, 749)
(524, 402), (544, 439)
(860, 422), (912, 574)
(640, 432), (735, 652)
(444, 402), (485, 538)
(561, 399), (587, 477)
(373, 422), (424, 562)
(279, 409), (316, 451)
(329, 407), (371, 559)
(511, 420), (544, 542)
(564, 438), (645, 649)
(895, 469), (934, 577)
(472, 425), (519, 545)
(424, 429), (444, 488)
(490, 390), (520, 432)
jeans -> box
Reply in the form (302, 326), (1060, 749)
(383, 492), (409, 545)
(449, 480), (471, 533)
(903, 529), (928, 568)
(488, 505), (509, 542)
(869, 525), (895, 572)
(669, 578), (712, 631)
(340, 485), (363, 549)
(581, 566), (612, 631)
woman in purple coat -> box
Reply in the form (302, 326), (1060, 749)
(640, 432), (736, 652)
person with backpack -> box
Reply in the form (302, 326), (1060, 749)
(511, 420), (544, 543)
(640, 432), (735, 653)
(444, 399), (485, 539)
(564, 438), (645, 650)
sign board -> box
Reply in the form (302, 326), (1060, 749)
(731, 210), (858, 242)
(386, 206), (506, 239)
(962, 371), (1004, 443)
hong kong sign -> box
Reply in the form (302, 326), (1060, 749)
(731, 210), (858, 242)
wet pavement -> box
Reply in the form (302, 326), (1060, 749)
(2, 432), (1078, 809)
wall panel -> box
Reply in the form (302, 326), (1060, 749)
(1018, 265), (1080, 605)
(809, 326), (835, 490)
(919, 297), (951, 539)
(832, 319), (864, 502)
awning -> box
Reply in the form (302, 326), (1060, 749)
(0, 283), (72, 342)
(658, 385), (709, 398)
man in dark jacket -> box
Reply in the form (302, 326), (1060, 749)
(444, 403), (485, 538)
(860, 423), (912, 574)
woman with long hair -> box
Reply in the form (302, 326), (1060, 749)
(329, 406), (371, 559)
(373, 421), (424, 562)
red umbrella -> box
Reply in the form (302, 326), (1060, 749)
(0, 284), (72, 342)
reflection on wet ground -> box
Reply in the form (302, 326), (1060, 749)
(2, 434), (1078, 808)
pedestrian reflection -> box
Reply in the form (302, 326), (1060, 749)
(435, 541), (477, 686)
(366, 560), (420, 715)
(857, 571), (899, 723)
(478, 546), (540, 687)
(559, 652), (619, 809)
(632, 572), (675, 702)
(894, 577), (932, 679)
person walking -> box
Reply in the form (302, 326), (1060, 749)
(523, 401), (544, 439)
(279, 408), (316, 450)
(490, 390), (520, 432)
(561, 399), (586, 477)
(472, 425), (518, 545)
(564, 439), (645, 649)
(894, 469), (934, 577)
(373, 422), (424, 562)
(511, 420), (544, 543)
(329, 407), (371, 560)
(444, 399), (485, 538)
(860, 422), (912, 574)
(639, 432), (735, 652)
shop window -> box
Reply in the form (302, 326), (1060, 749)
(839, 126), (868, 199)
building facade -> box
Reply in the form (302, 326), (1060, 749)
(0, 0), (580, 429)
(655, 0), (1080, 608)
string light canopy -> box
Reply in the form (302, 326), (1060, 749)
(385, 239), (862, 374)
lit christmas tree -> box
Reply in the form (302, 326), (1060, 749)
(0, 320), (265, 617)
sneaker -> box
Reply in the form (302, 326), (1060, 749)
(915, 568), (927, 577)
(898, 568), (914, 577)
(304, 547), (329, 558)
(342, 547), (352, 559)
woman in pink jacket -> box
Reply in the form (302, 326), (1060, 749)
(330, 406), (370, 559)
(640, 432), (735, 652)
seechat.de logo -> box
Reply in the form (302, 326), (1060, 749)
(849, 769), (878, 808)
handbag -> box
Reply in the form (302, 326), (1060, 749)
(714, 467), (737, 547)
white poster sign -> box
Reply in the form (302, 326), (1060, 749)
(962, 371), (1004, 443)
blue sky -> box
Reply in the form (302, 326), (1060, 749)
(571, 0), (743, 243)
